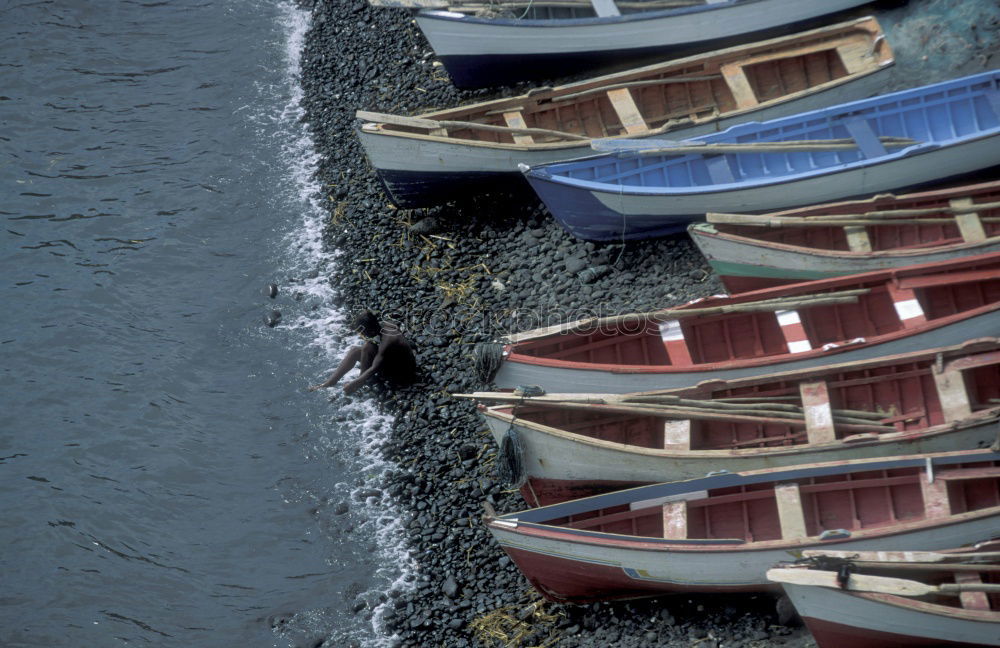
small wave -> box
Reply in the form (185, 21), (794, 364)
(258, 3), (417, 646)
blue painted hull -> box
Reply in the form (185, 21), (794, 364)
(524, 171), (691, 240)
(439, 33), (786, 89)
(524, 70), (1000, 241)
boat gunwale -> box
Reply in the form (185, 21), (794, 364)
(418, 0), (756, 29)
(492, 504), (1000, 552)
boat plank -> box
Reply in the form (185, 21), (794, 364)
(663, 418), (691, 450)
(718, 63), (758, 110)
(920, 475), (952, 519)
(932, 368), (972, 422)
(775, 482), (809, 539)
(951, 197), (987, 243)
(663, 501), (687, 539)
(955, 571), (991, 610)
(800, 380), (836, 444)
(503, 111), (535, 145)
(590, 0), (621, 17)
(843, 225), (872, 252)
(606, 88), (648, 135)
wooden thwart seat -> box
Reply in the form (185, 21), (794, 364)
(776, 309), (812, 354)
(658, 319), (694, 366)
(663, 419), (691, 450)
(662, 501), (687, 539)
(606, 88), (648, 135)
(932, 367), (972, 422)
(502, 110), (535, 145)
(920, 473), (952, 519)
(775, 482), (809, 539)
(800, 380), (836, 444)
(887, 284), (927, 328)
(955, 571), (992, 611)
(844, 117), (887, 159)
(719, 63), (758, 110)
(843, 225), (873, 253)
(590, 0), (620, 17)
(950, 197), (988, 243)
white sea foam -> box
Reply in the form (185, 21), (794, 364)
(254, 3), (417, 645)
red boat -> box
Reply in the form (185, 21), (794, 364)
(487, 251), (1000, 394)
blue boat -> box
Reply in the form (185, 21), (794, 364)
(522, 69), (1000, 241)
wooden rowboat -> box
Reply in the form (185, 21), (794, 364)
(485, 449), (1000, 602)
(370, 0), (873, 88)
(466, 338), (1000, 506)
(486, 251), (1000, 394)
(688, 180), (1000, 294)
(522, 70), (1000, 241)
(768, 544), (1000, 647)
(357, 17), (893, 208)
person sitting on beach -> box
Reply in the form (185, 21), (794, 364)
(309, 310), (416, 395)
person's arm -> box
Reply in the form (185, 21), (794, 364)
(343, 345), (387, 394)
(309, 346), (363, 391)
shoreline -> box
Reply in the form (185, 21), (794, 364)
(295, 0), (999, 645)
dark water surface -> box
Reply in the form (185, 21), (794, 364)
(1, 2), (400, 646)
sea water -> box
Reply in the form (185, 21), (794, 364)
(0, 2), (407, 646)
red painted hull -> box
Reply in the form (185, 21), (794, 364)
(720, 274), (810, 294)
(503, 545), (775, 603)
(803, 615), (993, 648)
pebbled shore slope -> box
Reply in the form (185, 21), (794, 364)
(295, 0), (999, 645)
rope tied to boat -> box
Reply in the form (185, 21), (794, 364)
(473, 342), (504, 382)
(798, 554), (858, 588)
(495, 386), (544, 489)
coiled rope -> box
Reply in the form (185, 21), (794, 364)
(473, 342), (504, 383)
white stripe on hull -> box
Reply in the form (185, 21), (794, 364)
(490, 514), (1000, 590)
(417, 0), (870, 57)
(358, 71), (889, 175)
(586, 134), (1000, 218)
(493, 308), (1000, 393)
(484, 416), (998, 484)
(781, 582), (1000, 646)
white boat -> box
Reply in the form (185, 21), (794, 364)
(471, 338), (1000, 506)
(357, 17), (893, 208)
(485, 449), (1000, 602)
(768, 544), (1000, 647)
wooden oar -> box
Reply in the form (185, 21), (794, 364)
(767, 567), (1000, 596)
(457, 394), (895, 433)
(356, 110), (589, 141)
(591, 136), (918, 155)
(707, 200), (1000, 227)
(553, 76), (722, 103)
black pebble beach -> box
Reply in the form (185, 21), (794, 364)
(296, 0), (999, 645)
